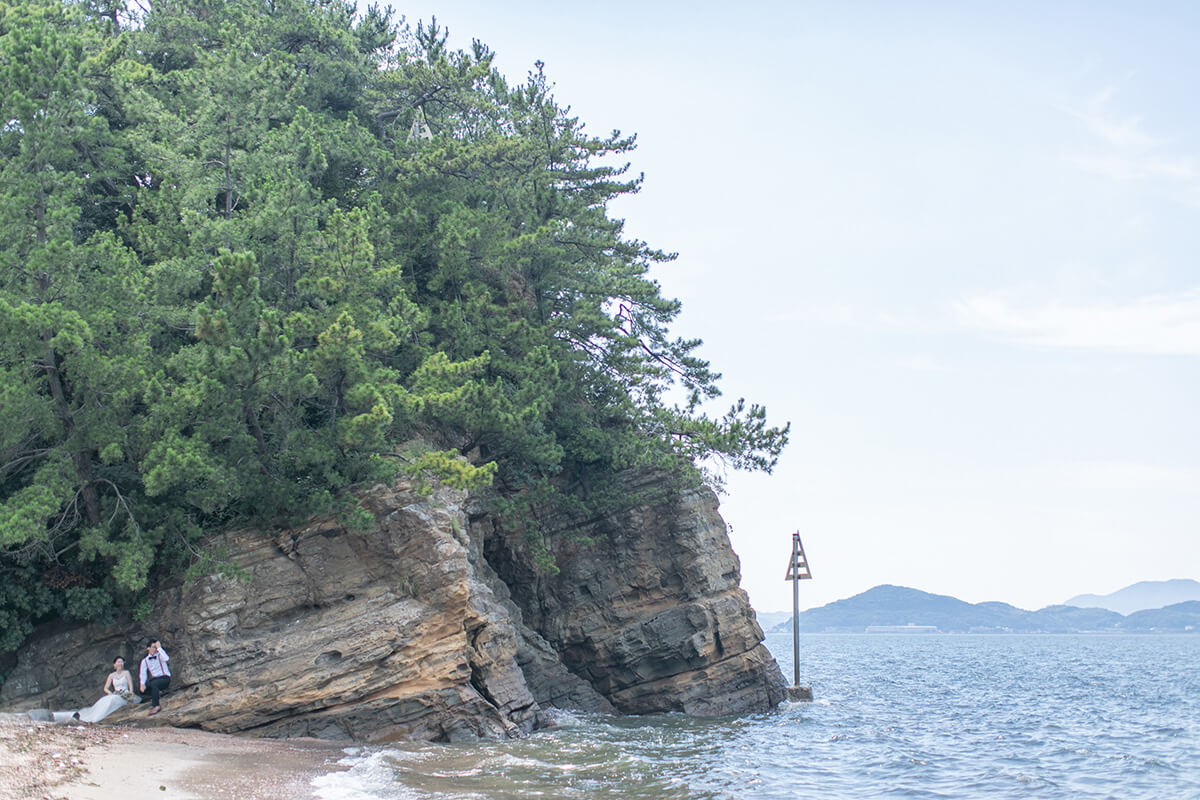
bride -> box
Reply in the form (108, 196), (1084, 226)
(52, 656), (140, 723)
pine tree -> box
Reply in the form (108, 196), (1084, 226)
(0, 1), (788, 657)
(0, 0), (152, 645)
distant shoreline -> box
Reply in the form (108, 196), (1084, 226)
(757, 583), (1200, 635)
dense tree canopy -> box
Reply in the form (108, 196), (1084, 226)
(0, 0), (788, 655)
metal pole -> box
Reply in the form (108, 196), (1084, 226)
(792, 532), (800, 686)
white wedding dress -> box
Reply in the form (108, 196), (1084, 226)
(51, 671), (139, 723)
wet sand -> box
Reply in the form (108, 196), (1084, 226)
(0, 716), (348, 799)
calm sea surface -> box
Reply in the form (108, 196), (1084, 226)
(313, 633), (1200, 799)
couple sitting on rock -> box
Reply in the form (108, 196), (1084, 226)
(54, 638), (172, 724)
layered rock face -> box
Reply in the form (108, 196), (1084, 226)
(1, 472), (785, 740)
(1, 482), (540, 743)
(476, 470), (786, 716)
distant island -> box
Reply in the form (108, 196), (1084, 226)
(761, 580), (1200, 634)
(1064, 578), (1200, 616)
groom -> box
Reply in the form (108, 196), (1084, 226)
(139, 638), (171, 715)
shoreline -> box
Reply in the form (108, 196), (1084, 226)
(0, 716), (349, 800)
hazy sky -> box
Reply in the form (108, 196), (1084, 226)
(385, 1), (1199, 612)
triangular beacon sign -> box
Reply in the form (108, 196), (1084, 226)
(783, 531), (813, 698)
(785, 532), (812, 581)
(407, 108), (433, 143)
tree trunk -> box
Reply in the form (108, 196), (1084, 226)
(41, 333), (102, 527)
(33, 199), (101, 528)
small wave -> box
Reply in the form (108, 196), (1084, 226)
(425, 767), (484, 779)
(309, 634), (1197, 799)
(543, 708), (591, 727)
(313, 749), (413, 800)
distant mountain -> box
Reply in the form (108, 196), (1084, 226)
(766, 584), (1181, 634)
(1065, 579), (1200, 615)
(774, 585), (1058, 634)
(755, 611), (793, 631)
(1026, 605), (1125, 633)
(1119, 601), (1200, 632)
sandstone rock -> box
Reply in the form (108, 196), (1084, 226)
(1, 471), (785, 739)
(475, 470), (787, 716)
(1, 482), (540, 743)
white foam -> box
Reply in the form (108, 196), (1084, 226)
(543, 708), (587, 727)
(312, 749), (417, 800)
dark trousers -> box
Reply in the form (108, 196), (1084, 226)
(145, 675), (170, 707)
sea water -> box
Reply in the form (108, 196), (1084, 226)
(312, 633), (1200, 799)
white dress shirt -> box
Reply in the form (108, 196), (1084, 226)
(140, 647), (171, 685)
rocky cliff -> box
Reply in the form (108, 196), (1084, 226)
(475, 470), (785, 716)
(0, 472), (786, 741)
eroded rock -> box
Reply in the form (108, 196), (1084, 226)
(475, 470), (787, 716)
(1, 482), (539, 742)
(1, 472), (785, 739)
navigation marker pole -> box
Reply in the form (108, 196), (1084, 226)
(784, 531), (813, 701)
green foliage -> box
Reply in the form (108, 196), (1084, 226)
(180, 542), (250, 586)
(0, 0), (789, 655)
(394, 574), (420, 599)
(0, 564), (56, 653)
(131, 597), (154, 622)
(404, 448), (497, 495)
(0, 453), (74, 548)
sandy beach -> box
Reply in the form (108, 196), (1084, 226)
(0, 715), (349, 800)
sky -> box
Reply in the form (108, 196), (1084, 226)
(381, 1), (1200, 613)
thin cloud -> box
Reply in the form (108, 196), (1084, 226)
(1067, 88), (1162, 151)
(1064, 86), (1198, 189)
(953, 290), (1200, 355)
